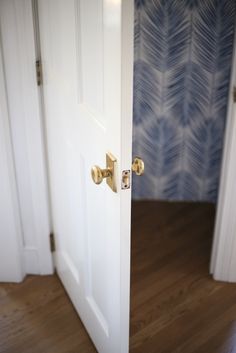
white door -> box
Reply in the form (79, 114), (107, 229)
(37, 1), (134, 352)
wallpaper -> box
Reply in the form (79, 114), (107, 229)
(132, 0), (236, 202)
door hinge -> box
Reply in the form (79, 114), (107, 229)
(50, 232), (56, 252)
(35, 59), (43, 86)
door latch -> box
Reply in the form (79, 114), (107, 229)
(121, 157), (144, 190)
(121, 170), (131, 189)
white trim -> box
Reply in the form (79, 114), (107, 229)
(24, 246), (41, 275)
(0, 31), (25, 282)
(0, 0), (53, 275)
(210, 28), (236, 282)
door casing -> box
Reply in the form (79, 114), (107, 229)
(0, 0), (53, 278)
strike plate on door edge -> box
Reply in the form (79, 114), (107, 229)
(121, 170), (131, 189)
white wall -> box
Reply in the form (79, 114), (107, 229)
(0, 39), (24, 282)
(0, 0), (53, 276)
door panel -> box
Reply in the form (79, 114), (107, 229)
(38, 1), (133, 352)
(78, 0), (104, 114)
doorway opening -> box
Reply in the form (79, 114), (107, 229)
(130, 1), (236, 352)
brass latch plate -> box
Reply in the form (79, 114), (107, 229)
(121, 170), (131, 189)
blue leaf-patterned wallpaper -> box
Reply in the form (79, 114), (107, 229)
(132, 0), (236, 202)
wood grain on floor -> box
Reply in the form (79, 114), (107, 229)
(1, 201), (236, 353)
(130, 201), (236, 353)
(0, 275), (96, 353)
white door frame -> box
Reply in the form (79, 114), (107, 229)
(210, 28), (236, 282)
(0, 0), (53, 277)
(0, 33), (25, 283)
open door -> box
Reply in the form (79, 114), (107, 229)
(37, 1), (134, 352)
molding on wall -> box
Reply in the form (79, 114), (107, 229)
(0, 0), (53, 276)
(0, 30), (25, 282)
(210, 28), (236, 282)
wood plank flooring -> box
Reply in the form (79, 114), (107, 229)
(1, 201), (236, 352)
(130, 201), (236, 353)
(0, 275), (97, 353)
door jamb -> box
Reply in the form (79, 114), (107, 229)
(0, 32), (25, 282)
(210, 28), (236, 282)
(0, 0), (53, 276)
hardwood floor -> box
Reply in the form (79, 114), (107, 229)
(0, 275), (97, 353)
(130, 201), (236, 353)
(1, 201), (236, 353)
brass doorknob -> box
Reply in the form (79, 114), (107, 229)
(91, 152), (117, 192)
(132, 157), (144, 176)
(91, 166), (111, 184)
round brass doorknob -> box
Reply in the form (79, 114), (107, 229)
(132, 157), (145, 176)
(91, 165), (111, 185)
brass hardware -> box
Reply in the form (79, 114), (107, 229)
(91, 166), (111, 184)
(50, 232), (56, 252)
(91, 152), (117, 192)
(234, 87), (236, 103)
(121, 170), (131, 189)
(132, 157), (145, 176)
(122, 158), (144, 191)
(36, 59), (42, 86)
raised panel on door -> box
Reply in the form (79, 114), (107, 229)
(38, 1), (134, 352)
